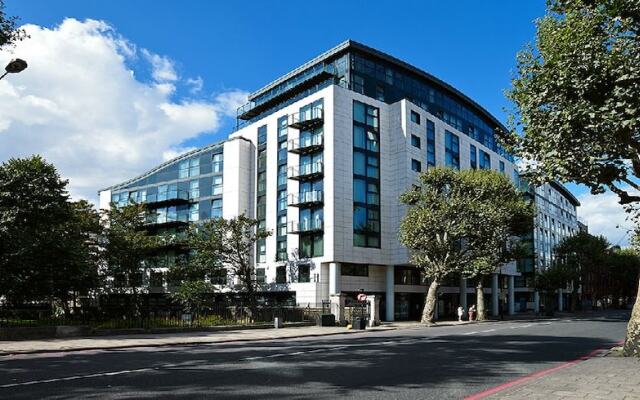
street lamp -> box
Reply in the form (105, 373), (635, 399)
(0, 58), (28, 81)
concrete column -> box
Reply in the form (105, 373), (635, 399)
(329, 262), (341, 295)
(507, 275), (515, 315)
(368, 295), (380, 327)
(330, 293), (346, 324)
(460, 277), (468, 311)
(491, 273), (499, 317)
(558, 288), (564, 312)
(385, 265), (394, 322)
(534, 291), (540, 313)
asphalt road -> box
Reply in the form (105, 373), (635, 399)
(0, 311), (630, 399)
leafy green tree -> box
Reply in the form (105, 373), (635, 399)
(461, 171), (534, 321)
(174, 215), (271, 305)
(0, 156), (71, 305)
(0, 0), (28, 49)
(555, 231), (611, 311)
(102, 202), (157, 317)
(504, 0), (640, 356)
(608, 248), (640, 308)
(0, 157), (101, 312)
(399, 168), (532, 323)
(170, 281), (217, 316)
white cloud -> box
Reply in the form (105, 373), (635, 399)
(141, 48), (177, 82)
(0, 18), (248, 203)
(185, 76), (203, 94)
(577, 191), (634, 247)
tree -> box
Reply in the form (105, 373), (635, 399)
(399, 168), (532, 324)
(608, 248), (640, 308)
(461, 172), (534, 321)
(625, 232), (640, 357)
(535, 263), (572, 316)
(0, 156), (71, 305)
(0, 0), (28, 49)
(102, 202), (157, 317)
(555, 231), (611, 311)
(504, 0), (640, 356)
(177, 215), (271, 305)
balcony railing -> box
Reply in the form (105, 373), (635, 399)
(289, 219), (324, 234)
(288, 107), (324, 130)
(145, 213), (189, 227)
(288, 162), (323, 181)
(289, 191), (324, 207)
(145, 190), (189, 206)
(288, 134), (324, 154)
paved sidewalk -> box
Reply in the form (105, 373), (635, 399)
(484, 356), (640, 399)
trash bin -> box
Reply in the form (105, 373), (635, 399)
(274, 317), (283, 329)
(352, 317), (366, 330)
(317, 314), (336, 327)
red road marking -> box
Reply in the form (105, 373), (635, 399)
(464, 340), (625, 400)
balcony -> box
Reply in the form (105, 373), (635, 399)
(289, 191), (324, 207)
(237, 64), (335, 121)
(145, 190), (190, 207)
(288, 134), (324, 155)
(288, 162), (323, 181)
(289, 219), (324, 234)
(145, 213), (189, 228)
(288, 107), (324, 130)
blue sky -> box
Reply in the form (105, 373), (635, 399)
(2, 1), (631, 244)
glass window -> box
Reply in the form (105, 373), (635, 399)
(410, 110), (421, 125)
(277, 115), (288, 140)
(479, 150), (491, 170)
(353, 125), (366, 149)
(353, 179), (367, 203)
(353, 100), (366, 123)
(277, 165), (287, 187)
(411, 159), (422, 172)
(411, 134), (421, 148)
(426, 120), (436, 167)
(256, 268), (265, 284)
(276, 265), (287, 284)
(212, 199), (222, 219)
(257, 239), (266, 263)
(189, 180), (199, 199)
(258, 125), (267, 145)
(499, 160), (505, 173)
(212, 153), (223, 173)
(277, 190), (287, 212)
(354, 151), (366, 176)
(470, 144), (477, 169)
(445, 131), (460, 170)
(354, 205), (367, 230)
(179, 158), (200, 178)
(212, 176), (223, 195)
(189, 203), (199, 222)
(298, 265), (310, 283)
(257, 172), (266, 193)
(342, 264), (369, 277)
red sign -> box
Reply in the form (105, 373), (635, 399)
(357, 293), (368, 302)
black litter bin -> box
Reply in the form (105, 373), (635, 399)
(317, 313), (336, 327)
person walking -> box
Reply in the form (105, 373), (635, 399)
(457, 306), (465, 322)
(468, 304), (477, 321)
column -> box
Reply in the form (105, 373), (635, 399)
(385, 265), (394, 322)
(558, 288), (564, 312)
(368, 295), (380, 327)
(329, 262), (341, 295)
(507, 275), (515, 315)
(460, 277), (468, 311)
(491, 273), (499, 317)
(534, 291), (540, 313)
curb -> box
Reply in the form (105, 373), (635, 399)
(0, 326), (398, 357)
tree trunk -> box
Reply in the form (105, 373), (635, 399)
(421, 279), (439, 324)
(623, 277), (640, 357)
(476, 279), (486, 321)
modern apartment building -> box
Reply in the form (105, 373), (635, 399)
(99, 40), (581, 320)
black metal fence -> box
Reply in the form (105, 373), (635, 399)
(0, 305), (312, 330)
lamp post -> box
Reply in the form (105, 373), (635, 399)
(0, 58), (28, 81)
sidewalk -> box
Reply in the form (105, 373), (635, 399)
(481, 354), (640, 400)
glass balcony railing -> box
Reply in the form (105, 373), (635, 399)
(288, 162), (323, 181)
(288, 134), (324, 154)
(289, 218), (324, 233)
(145, 190), (190, 206)
(146, 213), (189, 226)
(289, 191), (324, 207)
(288, 107), (324, 130)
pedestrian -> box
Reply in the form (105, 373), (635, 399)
(457, 306), (464, 322)
(468, 304), (476, 321)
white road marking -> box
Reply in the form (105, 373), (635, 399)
(0, 368), (154, 388)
